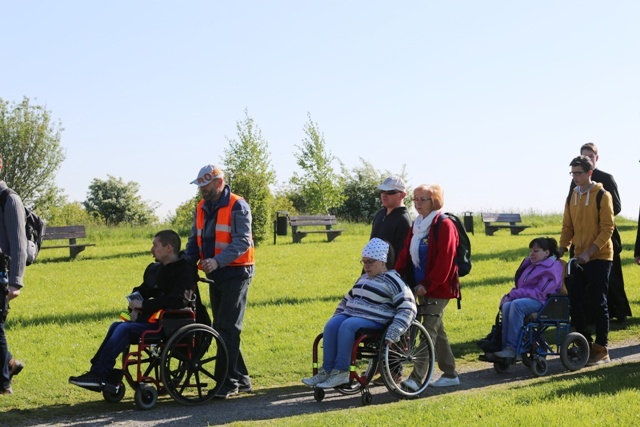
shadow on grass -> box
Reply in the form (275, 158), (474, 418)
(5, 343), (640, 427)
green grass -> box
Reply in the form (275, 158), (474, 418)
(1, 216), (639, 425)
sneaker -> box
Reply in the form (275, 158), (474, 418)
(8, 359), (24, 379)
(494, 348), (516, 359)
(430, 376), (460, 388)
(238, 383), (253, 393)
(302, 370), (330, 387)
(586, 343), (610, 366)
(212, 386), (239, 399)
(69, 372), (104, 391)
(316, 370), (350, 389)
(1, 387), (13, 395)
(400, 378), (420, 392)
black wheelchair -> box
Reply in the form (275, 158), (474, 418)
(480, 259), (590, 376)
(309, 319), (435, 405)
(101, 282), (228, 409)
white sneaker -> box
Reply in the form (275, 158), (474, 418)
(316, 370), (350, 389)
(430, 376), (460, 388)
(400, 378), (420, 392)
(494, 348), (516, 359)
(302, 370), (330, 387)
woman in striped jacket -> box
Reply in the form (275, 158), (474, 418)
(302, 238), (416, 389)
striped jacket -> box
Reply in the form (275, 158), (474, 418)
(334, 270), (416, 342)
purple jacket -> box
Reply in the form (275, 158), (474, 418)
(504, 256), (564, 304)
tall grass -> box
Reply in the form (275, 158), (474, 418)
(1, 215), (639, 425)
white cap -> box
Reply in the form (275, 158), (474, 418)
(191, 164), (224, 187)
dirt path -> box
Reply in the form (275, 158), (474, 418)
(19, 339), (640, 427)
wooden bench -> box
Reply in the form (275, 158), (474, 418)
(289, 215), (344, 243)
(481, 213), (531, 236)
(41, 225), (96, 259)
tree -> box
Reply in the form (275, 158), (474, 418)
(336, 160), (411, 223)
(290, 114), (345, 214)
(222, 110), (276, 245)
(0, 96), (66, 211)
(83, 175), (158, 225)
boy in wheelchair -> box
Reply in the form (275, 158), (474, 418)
(69, 230), (198, 391)
(482, 237), (564, 361)
(302, 238), (417, 389)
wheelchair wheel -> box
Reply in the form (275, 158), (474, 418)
(134, 383), (158, 410)
(313, 387), (325, 402)
(560, 332), (589, 371)
(493, 361), (510, 373)
(380, 321), (434, 399)
(361, 390), (373, 405)
(521, 355), (533, 368)
(102, 384), (125, 403)
(160, 323), (228, 406)
(530, 356), (548, 377)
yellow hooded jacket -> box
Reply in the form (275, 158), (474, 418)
(560, 182), (614, 261)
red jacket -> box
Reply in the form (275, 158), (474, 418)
(395, 212), (460, 300)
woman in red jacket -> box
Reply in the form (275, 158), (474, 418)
(395, 184), (460, 390)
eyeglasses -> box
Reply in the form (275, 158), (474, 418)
(380, 190), (399, 195)
(415, 197), (432, 202)
(569, 171), (585, 176)
(360, 259), (377, 266)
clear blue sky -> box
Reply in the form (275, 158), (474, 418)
(2, 1), (639, 220)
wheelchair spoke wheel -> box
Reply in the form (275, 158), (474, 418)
(381, 321), (434, 399)
(560, 332), (589, 371)
(161, 323), (228, 405)
(134, 383), (158, 410)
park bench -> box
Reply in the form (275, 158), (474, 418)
(41, 225), (96, 259)
(481, 213), (531, 236)
(289, 215), (344, 243)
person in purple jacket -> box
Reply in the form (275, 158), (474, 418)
(492, 237), (564, 359)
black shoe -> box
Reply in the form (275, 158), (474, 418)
(69, 372), (104, 391)
(9, 359), (24, 379)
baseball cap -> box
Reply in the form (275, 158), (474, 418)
(378, 176), (406, 192)
(191, 164), (224, 187)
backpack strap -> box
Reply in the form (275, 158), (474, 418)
(0, 188), (16, 213)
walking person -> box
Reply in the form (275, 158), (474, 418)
(0, 154), (26, 395)
(395, 184), (461, 389)
(560, 155), (615, 366)
(567, 142), (631, 323)
(370, 176), (412, 258)
(185, 164), (255, 399)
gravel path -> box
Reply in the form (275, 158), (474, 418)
(17, 339), (640, 427)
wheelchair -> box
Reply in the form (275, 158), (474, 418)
(309, 319), (435, 406)
(480, 259), (590, 376)
(101, 282), (228, 409)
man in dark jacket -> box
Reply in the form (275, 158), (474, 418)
(370, 176), (412, 261)
(69, 230), (197, 391)
(568, 142), (631, 323)
(0, 154), (27, 395)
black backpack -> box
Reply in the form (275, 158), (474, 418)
(433, 212), (472, 277)
(0, 188), (46, 265)
(433, 212), (472, 309)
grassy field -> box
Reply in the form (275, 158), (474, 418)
(1, 214), (639, 425)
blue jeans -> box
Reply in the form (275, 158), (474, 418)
(501, 298), (543, 351)
(569, 259), (611, 346)
(209, 273), (252, 390)
(0, 319), (13, 390)
(322, 314), (384, 372)
(90, 321), (156, 379)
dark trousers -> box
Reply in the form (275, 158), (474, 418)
(0, 319), (13, 390)
(210, 274), (251, 390)
(568, 259), (612, 347)
(607, 253), (632, 320)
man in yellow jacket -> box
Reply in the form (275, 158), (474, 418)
(559, 155), (614, 366)
(185, 164), (255, 399)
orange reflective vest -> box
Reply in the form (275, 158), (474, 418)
(195, 193), (255, 266)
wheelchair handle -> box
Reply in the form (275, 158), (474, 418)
(567, 258), (583, 275)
